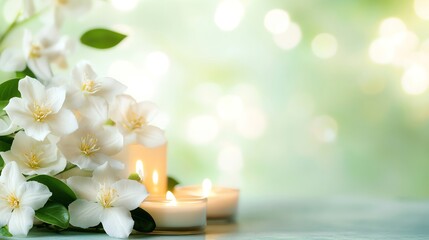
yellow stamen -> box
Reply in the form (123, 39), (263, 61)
(29, 44), (42, 59)
(80, 134), (100, 156)
(32, 103), (52, 122)
(81, 80), (101, 94)
(6, 193), (20, 209)
(24, 151), (43, 169)
(97, 185), (117, 208)
(122, 112), (146, 131)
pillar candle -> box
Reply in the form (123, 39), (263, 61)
(117, 143), (167, 196)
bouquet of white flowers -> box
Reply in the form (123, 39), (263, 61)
(0, 1), (167, 238)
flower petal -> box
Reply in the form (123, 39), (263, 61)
(18, 181), (51, 210)
(97, 126), (123, 155)
(22, 0), (35, 18)
(101, 207), (133, 239)
(133, 101), (159, 123)
(69, 199), (102, 228)
(0, 48), (26, 72)
(27, 57), (53, 83)
(9, 131), (31, 156)
(4, 98), (34, 130)
(123, 132), (138, 145)
(96, 77), (126, 102)
(67, 176), (97, 201)
(71, 154), (99, 170)
(112, 179), (148, 210)
(17, 76), (45, 103)
(72, 61), (97, 83)
(24, 122), (50, 141)
(8, 206), (35, 237)
(136, 125), (166, 148)
(0, 116), (19, 136)
(48, 108), (78, 136)
(0, 200), (12, 227)
(93, 163), (120, 186)
(53, 7), (64, 28)
(109, 95), (135, 123)
(79, 98), (109, 127)
(45, 86), (66, 113)
(40, 154), (67, 175)
(0, 162), (26, 192)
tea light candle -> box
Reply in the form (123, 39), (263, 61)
(140, 191), (207, 233)
(174, 179), (239, 221)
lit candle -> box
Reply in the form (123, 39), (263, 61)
(116, 143), (167, 196)
(136, 159), (144, 179)
(174, 179), (239, 221)
(140, 191), (207, 233)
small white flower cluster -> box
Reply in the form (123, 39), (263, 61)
(0, 0), (167, 238)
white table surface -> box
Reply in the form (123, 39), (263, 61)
(10, 197), (429, 239)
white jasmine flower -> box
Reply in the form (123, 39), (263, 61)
(2, 0), (35, 21)
(68, 163), (148, 238)
(0, 116), (19, 136)
(0, 28), (73, 82)
(0, 162), (52, 236)
(58, 125), (123, 170)
(52, 0), (92, 27)
(4, 76), (78, 141)
(110, 95), (166, 147)
(0, 131), (66, 175)
(66, 61), (126, 114)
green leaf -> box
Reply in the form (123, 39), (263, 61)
(0, 100), (9, 116)
(15, 66), (36, 79)
(28, 175), (77, 206)
(80, 28), (126, 49)
(0, 226), (12, 237)
(0, 136), (12, 151)
(0, 78), (20, 101)
(0, 100), (8, 108)
(0, 136), (13, 169)
(168, 176), (180, 192)
(35, 201), (70, 229)
(131, 208), (156, 233)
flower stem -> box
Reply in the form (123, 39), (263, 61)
(0, 13), (21, 47)
(56, 164), (78, 176)
(0, 8), (48, 49)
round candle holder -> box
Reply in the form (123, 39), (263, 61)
(140, 195), (207, 234)
(174, 185), (239, 222)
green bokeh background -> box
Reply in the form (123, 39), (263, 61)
(2, 0), (429, 199)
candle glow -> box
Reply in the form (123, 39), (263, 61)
(153, 170), (159, 185)
(202, 178), (212, 197)
(166, 191), (177, 206)
(136, 160), (144, 179)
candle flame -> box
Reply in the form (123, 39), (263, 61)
(152, 170), (159, 185)
(202, 178), (212, 197)
(136, 160), (144, 179)
(166, 191), (176, 203)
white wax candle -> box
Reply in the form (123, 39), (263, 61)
(174, 180), (239, 220)
(204, 186), (239, 219)
(116, 143), (167, 196)
(140, 193), (207, 231)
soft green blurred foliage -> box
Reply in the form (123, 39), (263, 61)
(2, 0), (429, 199)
